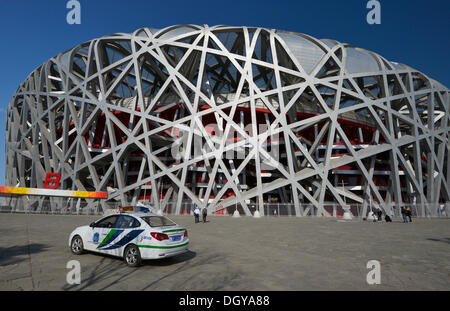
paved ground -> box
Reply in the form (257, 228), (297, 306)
(0, 213), (449, 291)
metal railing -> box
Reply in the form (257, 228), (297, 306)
(207, 202), (450, 218)
(1, 196), (449, 219)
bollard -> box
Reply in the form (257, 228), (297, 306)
(342, 206), (352, 220)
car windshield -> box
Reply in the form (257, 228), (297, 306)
(141, 216), (176, 227)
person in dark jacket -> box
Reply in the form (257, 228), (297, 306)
(401, 206), (408, 223)
(202, 208), (207, 223)
(406, 207), (412, 222)
(377, 209), (383, 221)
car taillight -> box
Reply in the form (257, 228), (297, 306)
(184, 230), (188, 237)
(151, 232), (169, 241)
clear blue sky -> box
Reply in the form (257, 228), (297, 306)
(0, 0), (449, 185)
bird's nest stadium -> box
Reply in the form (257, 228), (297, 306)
(5, 25), (450, 217)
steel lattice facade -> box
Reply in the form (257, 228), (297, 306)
(5, 25), (450, 216)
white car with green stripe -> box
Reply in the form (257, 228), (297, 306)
(69, 212), (189, 266)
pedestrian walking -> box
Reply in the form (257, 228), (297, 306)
(377, 209), (383, 221)
(194, 206), (200, 223)
(202, 207), (207, 223)
(385, 214), (392, 222)
(406, 206), (412, 222)
(401, 206), (408, 223)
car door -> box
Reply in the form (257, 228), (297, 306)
(96, 215), (143, 257)
(88, 215), (120, 252)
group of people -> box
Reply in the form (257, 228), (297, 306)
(192, 205), (413, 223)
(193, 206), (208, 223)
(368, 207), (412, 223)
(372, 209), (392, 222)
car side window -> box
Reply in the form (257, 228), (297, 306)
(95, 215), (119, 228)
(132, 218), (141, 228)
(115, 215), (141, 229)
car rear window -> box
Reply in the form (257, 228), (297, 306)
(141, 216), (176, 227)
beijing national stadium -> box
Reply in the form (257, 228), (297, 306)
(5, 25), (450, 217)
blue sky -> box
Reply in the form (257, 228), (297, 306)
(0, 0), (449, 185)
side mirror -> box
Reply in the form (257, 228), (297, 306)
(89, 222), (96, 228)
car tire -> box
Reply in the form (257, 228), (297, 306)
(71, 235), (84, 255)
(124, 244), (142, 267)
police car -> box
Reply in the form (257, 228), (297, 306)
(68, 208), (189, 267)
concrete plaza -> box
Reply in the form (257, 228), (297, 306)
(0, 213), (449, 290)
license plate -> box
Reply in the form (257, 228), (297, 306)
(172, 235), (181, 241)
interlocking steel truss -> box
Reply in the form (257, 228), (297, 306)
(5, 25), (450, 216)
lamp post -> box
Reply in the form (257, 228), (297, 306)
(158, 177), (164, 215)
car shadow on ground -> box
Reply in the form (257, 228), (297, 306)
(426, 237), (450, 245)
(0, 244), (49, 266)
(142, 250), (197, 267)
(139, 251), (227, 291)
(62, 250), (197, 291)
(77, 249), (197, 267)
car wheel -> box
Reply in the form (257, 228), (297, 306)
(124, 244), (142, 267)
(71, 235), (84, 255)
